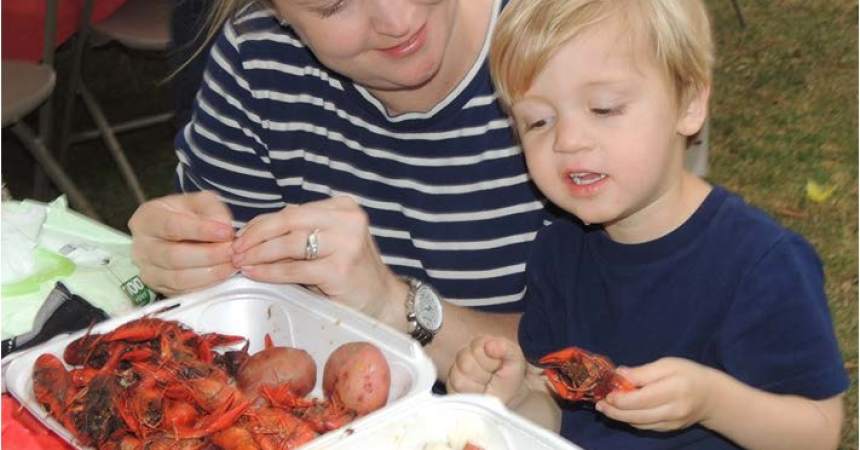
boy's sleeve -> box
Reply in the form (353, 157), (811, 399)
(174, 18), (284, 225)
(718, 232), (849, 399)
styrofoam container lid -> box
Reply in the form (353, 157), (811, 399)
(303, 393), (583, 450)
(3, 276), (437, 449)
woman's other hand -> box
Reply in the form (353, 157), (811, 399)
(128, 191), (236, 296)
(232, 195), (401, 320)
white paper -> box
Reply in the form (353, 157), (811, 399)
(1, 202), (47, 284)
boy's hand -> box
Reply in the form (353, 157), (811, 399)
(446, 336), (528, 406)
(595, 357), (717, 432)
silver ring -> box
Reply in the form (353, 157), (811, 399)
(305, 228), (321, 260)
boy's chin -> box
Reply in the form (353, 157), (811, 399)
(567, 209), (610, 227)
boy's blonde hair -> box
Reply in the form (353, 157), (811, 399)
(490, 0), (714, 108)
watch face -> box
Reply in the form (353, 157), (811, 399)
(414, 285), (443, 331)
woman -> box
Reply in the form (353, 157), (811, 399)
(129, 0), (554, 379)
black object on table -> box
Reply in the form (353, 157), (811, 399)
(1, 282), (109, 358)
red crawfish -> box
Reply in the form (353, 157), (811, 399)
(539, 346), (636, 402)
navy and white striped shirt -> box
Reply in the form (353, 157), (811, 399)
(175, 0), (555, 311)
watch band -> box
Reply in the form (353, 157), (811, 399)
(402, 276), (437, 346)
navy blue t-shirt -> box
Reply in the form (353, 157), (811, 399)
(519, 186), (848, 449)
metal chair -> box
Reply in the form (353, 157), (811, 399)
(2, 0), (100, 220)
(731, 0), (747, 29)
(56, 0), (174, 205)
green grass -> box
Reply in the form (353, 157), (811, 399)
(707, 1), (858, 447)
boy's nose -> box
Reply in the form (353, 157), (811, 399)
(554, 119), (591, 154)
(369, 0), (414, 38)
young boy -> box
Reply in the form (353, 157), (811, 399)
(446, 1), (849, 449)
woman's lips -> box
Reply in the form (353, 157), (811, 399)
(379, 24), (427, 58)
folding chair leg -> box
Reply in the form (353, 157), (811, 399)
(33, 0), (60, 199)
(32, 94), (55, 199)
(56, 0), (94, 166)
(731, 0), (747, 29)
(10, 122), (101, 221)
(78, 83), (147, 204)
(69, 112), (173, 145)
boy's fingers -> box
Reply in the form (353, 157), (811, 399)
(616, 359), (672, 386)
(606, 378), (673, 410)
(484, 338), (522, 363)
(484, 338), (526, 375)
(470, 337), (504, 374)
(446, 351), (493, 393)
(447, 365), (490, 394)
(597, 400), (674, 427)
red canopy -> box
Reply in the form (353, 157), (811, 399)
(2, 0), (128, 62)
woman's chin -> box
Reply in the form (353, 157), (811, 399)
(381, 61), (442, 90)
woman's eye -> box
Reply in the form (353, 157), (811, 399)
(318, 0), (346, 17)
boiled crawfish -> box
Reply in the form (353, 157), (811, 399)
(32, 316), (393, 449)
(540, 346), (635, 402)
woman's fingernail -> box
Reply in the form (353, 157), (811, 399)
(215, 226), (232, 240)
(232, 253), (244, 265)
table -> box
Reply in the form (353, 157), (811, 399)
(1, 198), (151, 450)
(1, 394), (72, 450)
(2, 0), (127, 62)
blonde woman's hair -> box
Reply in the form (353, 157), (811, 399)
(490, 0), (713, 108)
(170, 0), (267, 78)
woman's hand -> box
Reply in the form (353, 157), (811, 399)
(596, 357), (717, 432)
(128, 191), (237, 296)
(231, 195), (401, 320)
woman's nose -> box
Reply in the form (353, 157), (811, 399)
(368, 0), (413, 38)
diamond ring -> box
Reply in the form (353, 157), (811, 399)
(305, 228), (321, 260)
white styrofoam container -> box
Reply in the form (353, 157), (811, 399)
(3, 276), (437, 449)
(304, 393), (582, 450)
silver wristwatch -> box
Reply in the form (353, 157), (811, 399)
(402, 276), (443, 346)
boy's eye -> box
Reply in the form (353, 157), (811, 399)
(591, 106), (623, 116)
(317, 0), (346, 17)
(525, 119), (548, 131)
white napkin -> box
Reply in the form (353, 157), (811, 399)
(1, 201), (47, 284)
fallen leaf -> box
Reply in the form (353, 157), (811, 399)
(806, 180), (836, 203)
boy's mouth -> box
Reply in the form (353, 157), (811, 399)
(568, 172), (607, 186)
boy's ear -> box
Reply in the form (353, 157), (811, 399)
(676, 84), (711, 137)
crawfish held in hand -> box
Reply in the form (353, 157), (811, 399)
(539, 346), (635, 402)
